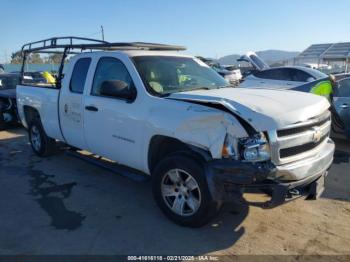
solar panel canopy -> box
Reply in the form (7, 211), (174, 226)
(298, 42), (350, 61)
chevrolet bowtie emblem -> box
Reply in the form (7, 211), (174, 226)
(312, 127), (322, 143)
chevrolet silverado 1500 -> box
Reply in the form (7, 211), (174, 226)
(16, 37), (335, 227)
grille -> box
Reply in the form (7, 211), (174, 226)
(279, 134), (328, 158)
(268, 110), (331, 165)
(277, 116), (329, 137)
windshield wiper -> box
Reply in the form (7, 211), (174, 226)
(160, 86), (216, 97)
(159, 93), (171, 97)
(179, 86), (212, 92)
(218, 85), (235, 88)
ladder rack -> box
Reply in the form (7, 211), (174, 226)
(21, 36), (186, 53)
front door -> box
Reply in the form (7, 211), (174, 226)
(83, 56), (144, 170)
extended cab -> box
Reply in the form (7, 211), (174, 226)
(17, 37), (335, 227)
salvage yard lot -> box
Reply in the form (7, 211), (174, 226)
(0, 128), (350, 255)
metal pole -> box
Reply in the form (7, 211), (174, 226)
(57, 47), (68, 89)
(101, 26), (105, 41)
(20, 52), (27, 84)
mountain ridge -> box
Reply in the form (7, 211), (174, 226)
(217, 49), (300, 65)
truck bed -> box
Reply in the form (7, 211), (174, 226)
(16, 85), (64, 141)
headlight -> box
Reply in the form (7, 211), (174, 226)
(243, 146), (259, 161)
(240, 133), (270, 162)
(222, 132), (270, 162)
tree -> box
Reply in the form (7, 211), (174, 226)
(10, 52), (23, 64)
(11, 53), (44, 64)
(28, 53), (43, 64)
(47, 53), (63, 64)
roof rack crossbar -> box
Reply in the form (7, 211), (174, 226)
(20, 36), (186, 53)
(21, 36), (109, 53)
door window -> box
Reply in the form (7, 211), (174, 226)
(289, 69), (313, 82)
(70, 58), (91, 94)
(252, 69), (272, 79)
(91, 57), (134, 96)
(253, 68), (291, 81)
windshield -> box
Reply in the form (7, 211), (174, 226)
(133, 56), (229, 96)
(0, 75), (19, 89)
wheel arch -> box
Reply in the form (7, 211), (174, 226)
(147, 135), (212, 174)
(23, 105), (41, 127)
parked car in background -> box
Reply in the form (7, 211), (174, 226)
(239, 54), (350, 139)
(238, 51), (328, 89)
(0, 73), (20, 130)
(332, 73), (350, 82)
(331, 77), (350, 139)
(212, 64), (242, 85)
(196, 56), (242, 85)
(16, 37), (334, 227)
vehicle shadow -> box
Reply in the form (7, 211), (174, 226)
(0, 129), (249, 255)
(333, 149), (350, 164)
(321, 148), (350, 203)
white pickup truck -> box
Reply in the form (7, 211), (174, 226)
(16, 37), (335, 227)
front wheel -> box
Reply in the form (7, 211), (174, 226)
(152, 154), (221, 227)
(28, 119), (56, 157)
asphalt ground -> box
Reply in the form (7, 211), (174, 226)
(0, 128), (349, 257)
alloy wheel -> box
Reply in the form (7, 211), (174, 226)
(161, 168), (202, 216)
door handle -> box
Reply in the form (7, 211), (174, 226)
(340, 103), (349, 109)
(85, 105), (98, 112)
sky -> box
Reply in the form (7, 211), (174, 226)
(1, 0), (349, 63)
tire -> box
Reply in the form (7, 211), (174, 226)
(28, 119), (56, 157)
(152, 153), (221, 227)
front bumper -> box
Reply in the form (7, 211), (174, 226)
(205, 139), (335, 208)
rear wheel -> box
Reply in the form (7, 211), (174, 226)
(28, 119), (56, 157)
(152, 153), (221, 227)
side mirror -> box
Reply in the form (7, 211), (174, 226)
(100, 80), (136, 101)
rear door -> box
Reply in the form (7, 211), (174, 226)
(333, 77), (350, 138)
(59, 56), (92, 149)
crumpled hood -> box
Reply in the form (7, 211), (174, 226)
(168, 87), (330, 131)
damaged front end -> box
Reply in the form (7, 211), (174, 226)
(204, 130), (334, 208)
(205, 157), (329, 208)
(204, 121), (333, 208)
(204, 131), (290, 208)
(222, 132), (271, 162)
(168, 93), (334, 208)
